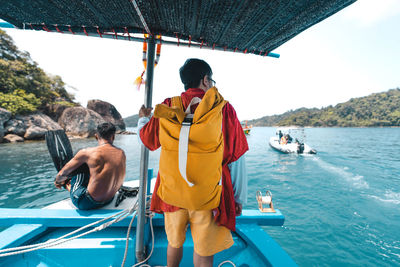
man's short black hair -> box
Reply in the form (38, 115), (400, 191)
(97, 122), (116, 139)
(179, 58), (212, 90)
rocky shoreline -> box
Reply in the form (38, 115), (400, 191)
(0, 99), (134, 143)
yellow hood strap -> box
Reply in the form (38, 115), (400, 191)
(154, 102), (186, 123)
(193, 87), (225, 123)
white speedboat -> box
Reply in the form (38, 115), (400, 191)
(269, 136), (316, 154)
(269, 128), (316, 154)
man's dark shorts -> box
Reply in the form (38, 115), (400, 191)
(69, 164), (113, 210)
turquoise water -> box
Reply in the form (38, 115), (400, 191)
(0, 127), (399, 266)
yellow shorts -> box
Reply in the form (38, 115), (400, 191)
(164, 209), (233, 256)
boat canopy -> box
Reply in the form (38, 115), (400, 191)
(276, 127), (305, 135)
(0, 0), (355, 57)
(276, 126), (301, 131)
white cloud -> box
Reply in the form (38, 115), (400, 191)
(342, 0), (400, 26)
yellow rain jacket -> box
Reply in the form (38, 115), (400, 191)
(154, 87), (227, 210)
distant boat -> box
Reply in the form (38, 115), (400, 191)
(269, 127), (316, 154)
(242, 121), (252, 135)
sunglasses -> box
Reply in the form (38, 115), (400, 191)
(209, 78), (216, 86)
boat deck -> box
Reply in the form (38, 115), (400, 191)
(0, 180), (296, 266)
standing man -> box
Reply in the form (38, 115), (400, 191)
(138, 58), (248, 267)
(55, 122), (126, 210)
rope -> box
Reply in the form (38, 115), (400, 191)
(0, 200), (138, 257)
(217, 260), (237, 267)
(0, 208), (130, 254)
(134, 35), (162, 91)
(132, 211), (155, 267)
(55, 25), (63, 34)
(68, 25), (75, 34)
(96, 27), (103, 38)
(124, 27), (132, 41)
(0, 219), (124, 257)
(121, 201), (139, 267)
(131, 0), (151, 34)
(82, 26), (88, 36)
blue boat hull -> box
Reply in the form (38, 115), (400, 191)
(0, 209), (296, 266)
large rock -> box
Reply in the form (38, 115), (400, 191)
(0, 108), (12, 143)
(87, 100), (126, 132)
(3, 134), (24, 143)
(59, 107), (105, 138)
(45, 103), (73, 122)
(5, 119), (27, 137)
(24, 125), (48, 139)
(17, 113), (63, 140)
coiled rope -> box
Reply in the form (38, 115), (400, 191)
(121, 195), (151, 267)
(132, 211), (155, 267)
(0, 200), (138, 258)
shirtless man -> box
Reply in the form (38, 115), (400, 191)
(55, 122), (126, 210)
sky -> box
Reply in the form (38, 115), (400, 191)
(2, 0), (400, 121)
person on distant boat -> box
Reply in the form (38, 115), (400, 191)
(54, 122), (126, 210)
(278, 130), (283, 143)
(138, 58), (248, 267)
(287, 134), (293, 143)
(281, 134), (288, 145)
(295, 138), (305, 154)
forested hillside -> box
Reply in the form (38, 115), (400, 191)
(0, 29), (75, 115)
(248, 88), (400, 127)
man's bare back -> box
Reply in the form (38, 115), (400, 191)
(55, 122), (126, 208)
(56, 143), (126, 201)
(79, 144), (126, 201)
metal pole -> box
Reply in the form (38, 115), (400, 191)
(135, 36), (156, 262)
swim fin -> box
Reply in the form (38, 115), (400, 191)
(45, 130), (73, 172)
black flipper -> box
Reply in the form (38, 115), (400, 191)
(115, 186), (139, 207)
(45, 130), (73, 171)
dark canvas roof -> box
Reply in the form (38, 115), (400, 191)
(0, 0), (356, 56)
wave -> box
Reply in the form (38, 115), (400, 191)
(369, 190), (400, 205)
(312, 157), (369, 189)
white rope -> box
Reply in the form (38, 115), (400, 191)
(131, 0), (151, 34)
(0, 200), (138, 257)
(122, 195), (153, 267)
(121, 202), (139, 267)
(0, 208), (130, 254)
(132, 211), (155, 267)
(0, 211), (134, 257)
(217, 260), (237, 267)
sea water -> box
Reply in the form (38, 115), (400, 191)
(0, 127), (399, 266)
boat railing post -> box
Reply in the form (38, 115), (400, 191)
(147, 169), (153, 196)
(135, 36), (156, 263)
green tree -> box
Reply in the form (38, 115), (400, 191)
(249, 88), (400, 127)
(0, 29), (76, 115)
